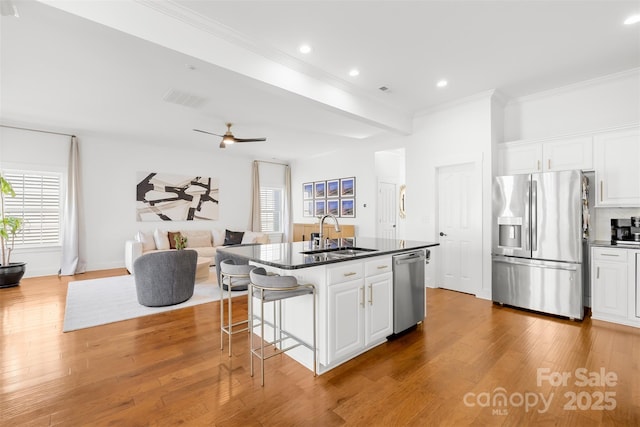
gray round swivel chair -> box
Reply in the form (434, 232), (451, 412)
(133, 250), (198, 307)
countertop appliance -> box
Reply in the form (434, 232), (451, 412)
(492, 170), (586, 320)
(392, 250), (426, 333)
(611, 218), (640, 247)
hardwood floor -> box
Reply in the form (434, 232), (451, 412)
(2, 269), (639, 426)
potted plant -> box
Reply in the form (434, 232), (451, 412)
(1, 173), (26, 288)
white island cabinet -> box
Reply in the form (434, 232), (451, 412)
(251, 254), (396, 374)
(217, 238), (438, 375)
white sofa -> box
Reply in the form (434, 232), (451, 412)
(125, 228), (268, 274)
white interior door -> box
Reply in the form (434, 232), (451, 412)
(437, 162), (480, 295)
(377, 182), (397, 240)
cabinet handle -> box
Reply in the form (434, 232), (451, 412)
(377, 265), (388, 270)
(368, 284), (373, 305)
(360, 286), (365, 307)
(344, 272), (357, 277)
(548, 159), (551, 170)
(596, 266), (600, 279)
(600, 181), (603, 202)
(601, 253), (619, 258)
(537, 160), (541, 171)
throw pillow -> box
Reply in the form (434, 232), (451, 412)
(135, 231), (156, 252)
(241, 231), (262, 244)
(153, 228), (170, 250)
(211, 228), (225, 247)
(167, 231), (182, 250)
(224, 229), (244, 246)
(183, 230), (212, 248)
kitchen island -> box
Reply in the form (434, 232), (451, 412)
(217, 237), (439, 374)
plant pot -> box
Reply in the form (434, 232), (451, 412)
(0, 262), (27, 288)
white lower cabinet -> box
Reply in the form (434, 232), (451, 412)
(327, 258), (393, 364)
(327, 278), (366, 362)
(364, 272), (393, 344)
(591, 247), (640, 328)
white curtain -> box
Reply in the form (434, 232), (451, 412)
(283, 165), (293, 242)
(59, 136), (86, 275)
(250, 160), (261, 232)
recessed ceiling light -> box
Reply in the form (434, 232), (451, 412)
(299, 44), (312, 54)
(436, 80), (448, 88)
(349, 69), (360, 77)
(624, 14), (640, 25)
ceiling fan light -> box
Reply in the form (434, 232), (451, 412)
(222, 134), (235, 144)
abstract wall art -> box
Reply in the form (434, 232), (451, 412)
(136, 172), (219, 221)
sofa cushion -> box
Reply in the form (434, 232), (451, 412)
(224, 229), (244, 245)
(183, 230), (212, 248)
(153, 229), (170, 250)
(168, 231), (182, 249)
(135, 231), (156, 252)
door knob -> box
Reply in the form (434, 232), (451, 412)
(439, 232), (447, 236)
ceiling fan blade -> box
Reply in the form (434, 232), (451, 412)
(233, 137), (267, 143)
(193, 129), (224, 137)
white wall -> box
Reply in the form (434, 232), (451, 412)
(405, 93), (495, 299)
(291, 145), (381, 238)
(504, 68), (640, 142)
(1, 127), (256, 276)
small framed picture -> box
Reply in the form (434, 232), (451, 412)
(340, 177), (355, 197)
(314, 181), (326, 198)
(326, 179), (339, 198)
(340, 198), (355, 218)
(303, 183), (313, 199)
(303, 200), (314, 217)
(315, 199), (326, 216)
(327, 199), (339, 216)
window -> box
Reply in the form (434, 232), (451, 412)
(2, 171), (62, 247)
(260, 187), (283, 233)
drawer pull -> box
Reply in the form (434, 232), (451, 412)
(377, 265), (388, 270)
(601, 254), (620, 257)
(596, 266), (600, 279)
(343, 272), (357, 277)
(600, 181), (603, 202)
(548, 159), (551, 170)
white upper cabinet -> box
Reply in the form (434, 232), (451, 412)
(499, 136), (593, 175)
(594, 126), (640, 207)
(498, 142), (542, 175)
(542, 136), (593, 172)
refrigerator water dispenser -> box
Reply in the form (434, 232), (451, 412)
(498, 217), (522, 249)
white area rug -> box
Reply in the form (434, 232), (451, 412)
(63, 273), (244, 332)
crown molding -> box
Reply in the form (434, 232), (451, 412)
(506, 67), (640, 106)
(413, 89), (498, 118)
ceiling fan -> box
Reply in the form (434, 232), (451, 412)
(193, 123), (267, 148)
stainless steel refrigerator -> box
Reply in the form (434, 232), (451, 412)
(492, 170), (585, 320)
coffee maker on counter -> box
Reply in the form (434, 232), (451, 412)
(611, 217), (640, 246)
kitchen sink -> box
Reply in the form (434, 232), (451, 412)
(300, 247), (377, 257)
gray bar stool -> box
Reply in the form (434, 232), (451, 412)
(248, 267), (316, 386)
(219, 259), (253, 357)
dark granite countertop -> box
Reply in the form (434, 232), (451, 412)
(217, 237), (439, 270)
(590, 240), (640, 249)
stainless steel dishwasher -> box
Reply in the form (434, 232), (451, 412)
(392, 250), (427, 333)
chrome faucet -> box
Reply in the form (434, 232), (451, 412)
(318, 214), (341, 248)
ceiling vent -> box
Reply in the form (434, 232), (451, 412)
(162, 89), (207, 109)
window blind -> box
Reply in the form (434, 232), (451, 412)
(3, 171), (62, 247)
(260, 187), (283, 233)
